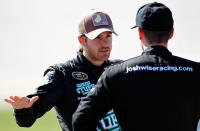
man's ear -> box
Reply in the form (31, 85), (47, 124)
(78, 36), (84, 43)
(138, 28), (143, 40)
(169, 28), (174, 39)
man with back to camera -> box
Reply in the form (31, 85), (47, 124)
(72, 2), (200, 131)
(4, 9), (121, 131)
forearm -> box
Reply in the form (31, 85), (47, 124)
(14, 107), (36, 127)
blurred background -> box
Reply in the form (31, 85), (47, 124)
(1, 0), (200, 130)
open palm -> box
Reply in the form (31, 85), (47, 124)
(4, 96), (39, 109)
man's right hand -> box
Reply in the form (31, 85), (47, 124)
(4, 96), (39, 109)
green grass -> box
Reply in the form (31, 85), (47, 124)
(0, 107), (60, 131)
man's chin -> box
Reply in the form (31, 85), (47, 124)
(99, 55), (110, 61)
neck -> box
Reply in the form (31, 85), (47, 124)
(141, 41), (168, 51)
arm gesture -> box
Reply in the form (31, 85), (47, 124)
(4, 96), (39, 109)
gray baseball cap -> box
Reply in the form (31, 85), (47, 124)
(78, 9), (117, 40)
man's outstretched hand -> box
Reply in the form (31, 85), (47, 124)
(4, 96), (39, 109)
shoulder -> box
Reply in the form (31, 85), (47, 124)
(44, 59), (76, 77)
(104, 59), (124, 69)
(171, 55), (200, 68)
(108, 59), (124, 65)
(103, 60), (127, 77)
(104, 55), (144, 76)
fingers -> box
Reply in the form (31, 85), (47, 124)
(32, 96), (39, 101)
(4, 98), (13, 104)
(4, 96), (23, 109)
(4, 96), (39, 109)
(10, 96), (21, 102)
(4, 96), (20, 104)
(30, 96), (39, 105)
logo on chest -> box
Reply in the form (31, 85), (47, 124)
(72, 72), (88, 80)
(76, 81), (94, 96)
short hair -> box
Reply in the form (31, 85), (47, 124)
(142, 29), (173, 44)
(78, 35), (87, 52)
(79, 46), (83, 52)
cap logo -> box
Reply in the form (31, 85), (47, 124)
(92, 13), (108, 26)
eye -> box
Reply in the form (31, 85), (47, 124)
(96, 36), (101, 39)
(107, 33), (112, 38)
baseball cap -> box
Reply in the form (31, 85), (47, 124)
(78, 9), (117, 40)
(132, 2), (174, 31)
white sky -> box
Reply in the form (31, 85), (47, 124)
(1, 0), (200, 107)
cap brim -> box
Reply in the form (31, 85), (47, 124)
(85, 28), (117, 40)
(131, 25), (137, 29)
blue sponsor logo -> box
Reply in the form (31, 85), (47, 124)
(76, 81), (94, 95)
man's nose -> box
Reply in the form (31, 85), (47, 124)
(100, 38), (109, 47)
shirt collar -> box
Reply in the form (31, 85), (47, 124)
(142, 46), (172, 57)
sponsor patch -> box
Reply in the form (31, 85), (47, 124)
(76, 81), (94, 96)
(92, 13), (108, 26)
(72, 72), (88, 80)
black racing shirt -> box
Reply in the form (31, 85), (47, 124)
(14, 51), (122, 131)
(73, 46), (200, 131)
